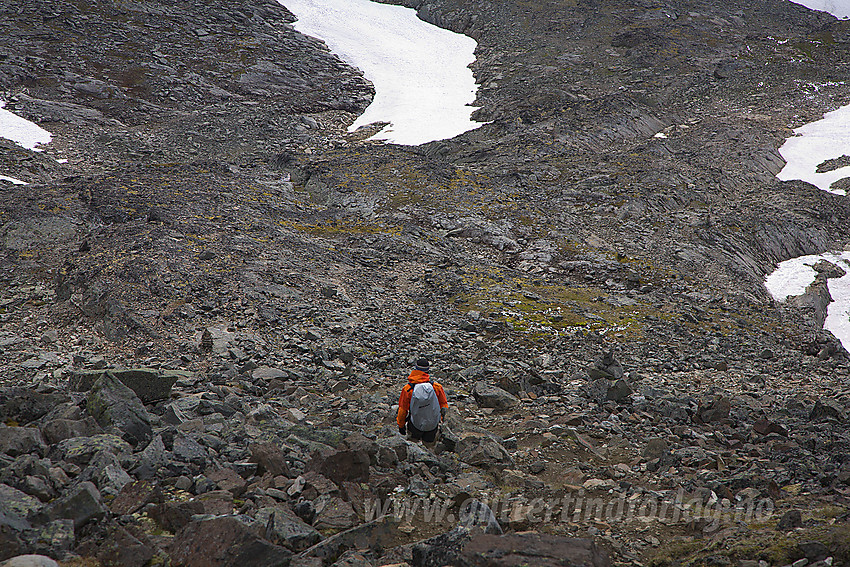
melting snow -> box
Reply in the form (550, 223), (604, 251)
(280, 0), (483, 145)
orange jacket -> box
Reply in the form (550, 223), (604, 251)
(397, 370), (448, 428)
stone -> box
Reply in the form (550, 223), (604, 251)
(169, 515), (291, 567)
(809, 399), (845, 422)
(0, 426), (45, 458)
(250, 442), (292, 477)
(307, 449), (370, 484)
(753, 418), (788, 437)
(86, 371), (153, 447)
(110, 480), (163, 516)
(49, 434), (131, 466)
(36, 481), (105, 528)
(777, 509), (803, 531)
(172, 434), (209, 468)
(0, 556), (59, 567)
(642, 437), (670, 460)
(97, 526), (154, 567)
(313, 497), (358, 531)
(255, 507), (322, 551)
(40, 417), (102, 445)
(70, 369), (179, 403)
(456, 434), (513, 470)
(471, 382), (519, 411)
(606, 379), (633, 403)
(695, 396), (731, 424)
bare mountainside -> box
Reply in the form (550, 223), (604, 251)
(1, 0), (850, 566)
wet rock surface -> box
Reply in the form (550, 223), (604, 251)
(2, 0), (850, 566)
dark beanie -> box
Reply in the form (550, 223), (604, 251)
(415, 358), (430, 372)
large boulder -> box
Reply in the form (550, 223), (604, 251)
(0, 426), (46, 458)
(34, 481), (105, 529)
(254, 507), (322, 551)
(169, 515), (291, 567)
(307, 449), (370, 484)
(48, 434), (131, 467)
(86, 372), (152, 447)
(471, 382), (519, 411)
(70, 368), (182, 403)
(456, 434), (513, 471)
(413, 530), (611, 567)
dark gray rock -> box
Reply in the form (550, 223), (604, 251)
(35, 481), (105, 529)
(455, 434), (512, 470)
(71, 368), (180, 403)
(471, 382), (519, 410)
(49, 434), (131, 467)
(255, 506), (322, 551)
(0, 426), (45, 458)
(86, 371), (153, 447)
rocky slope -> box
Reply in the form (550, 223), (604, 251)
(2, 0), (850, 566)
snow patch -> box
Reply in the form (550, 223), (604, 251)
(280, 0), (483, 145)
(0, 100), (52, 151)
(766, 252), (850, 351)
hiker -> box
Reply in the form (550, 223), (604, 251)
(397, 358), (448, 444)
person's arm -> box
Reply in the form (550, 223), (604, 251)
(397, 386), (411, 431)
(435, 383), (448, 421)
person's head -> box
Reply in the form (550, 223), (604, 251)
(415, 357), (430, 372)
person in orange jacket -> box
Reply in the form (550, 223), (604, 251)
(397, 358), (448, 444)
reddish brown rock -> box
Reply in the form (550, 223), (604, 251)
(169, 516), (291, 567)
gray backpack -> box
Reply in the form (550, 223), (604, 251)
(410, 382), (440, 431)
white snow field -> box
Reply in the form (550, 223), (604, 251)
(280, 0), (483, 145)
(788, 0), (850, 19)
(776, 104), (850, 196)
(0, 100), (52, 151)
(765, 252), (850, 351)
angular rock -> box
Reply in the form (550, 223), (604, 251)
(606, 379), (633, 403)
(456, 434), (512, 470)
(307, 449), (370, 484)
(96, 526), (154, 567)
(40, 417), (102, 445)
(169, 515), (291, 567)
(36, 481), (105, 528)
(0, 426), (45, 458)
(0, 485), (41, 519)
(695, 395), (731, 424)
(809, 399), (846, 422)
(250, 442), (292, 477)
(313, 497), (358, 531)
(86, 371), (153, 447)
(49, 434), (131, 466)
(110, 480), (163, 516)
(255, 506), (322, 551)
(471, 382), (519, 411)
